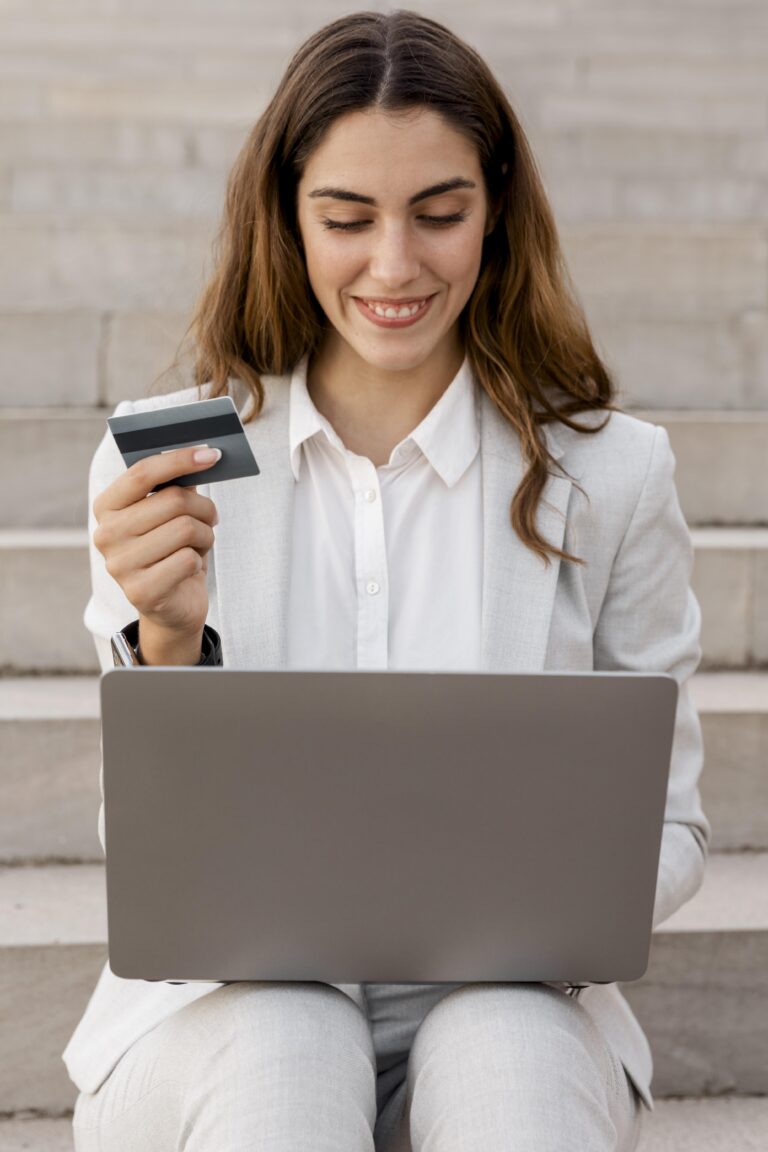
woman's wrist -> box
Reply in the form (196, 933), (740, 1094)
(137, 618), (205, 666)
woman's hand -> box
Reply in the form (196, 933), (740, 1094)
(92, 446), (220, 644)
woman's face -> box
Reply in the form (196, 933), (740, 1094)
(296, 106), (494, 372)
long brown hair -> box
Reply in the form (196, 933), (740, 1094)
(155, 8), (621, 568)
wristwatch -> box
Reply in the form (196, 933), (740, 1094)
(110, 618), (223, 667)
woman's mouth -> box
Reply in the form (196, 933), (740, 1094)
(353, 295), (435, 328)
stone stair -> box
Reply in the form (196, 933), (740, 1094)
(4, 1098), (768, 1151)
(0, 0), (766, 1147)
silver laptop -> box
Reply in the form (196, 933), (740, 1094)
(100, 668), (677, 985)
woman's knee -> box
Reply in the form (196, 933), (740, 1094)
(405, 984), (630, 1152)
(186, 981), (376, 1069)
(412, 983), (573, 1050)
(72, 984), (378, 1151)
(409, 981), (610, 1088)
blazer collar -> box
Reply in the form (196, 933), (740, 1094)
(212, 373), (571, 673)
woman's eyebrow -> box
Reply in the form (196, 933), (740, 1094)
(307, 177), (477, 206)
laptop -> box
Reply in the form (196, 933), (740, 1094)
(99, 668), (677, 985)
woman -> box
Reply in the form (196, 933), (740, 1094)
(64, 9), (709, 1151)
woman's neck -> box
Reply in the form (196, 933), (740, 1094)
(306, 336), (465, 466)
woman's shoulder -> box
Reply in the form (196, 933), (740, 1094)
(550, 406), (662, 479)
(115, 378), (233, 414)
(547, 407), (676, 530)
(122, 370), (288, 419)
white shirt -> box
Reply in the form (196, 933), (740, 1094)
(286, 353), (483, 672)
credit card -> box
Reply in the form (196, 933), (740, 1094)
(107, 395), (260, 492)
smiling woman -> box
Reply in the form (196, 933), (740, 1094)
(65, 8), (709, 1152)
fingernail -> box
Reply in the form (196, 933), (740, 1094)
(193, 447), (221, 464)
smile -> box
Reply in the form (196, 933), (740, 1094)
(353, 295), (435, 328)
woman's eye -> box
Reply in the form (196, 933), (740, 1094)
(321, 212), (468, 231)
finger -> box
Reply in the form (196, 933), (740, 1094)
(95, 445), (221, 517)
(111, 485), (219, 539)
(107, 516), (215, 583)
(125, 548), (205, 612)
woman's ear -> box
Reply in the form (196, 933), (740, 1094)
(484, 209), (500, 237)
(485, 163), (508, 235)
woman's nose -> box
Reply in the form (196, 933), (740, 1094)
(367, 223), (422, 286)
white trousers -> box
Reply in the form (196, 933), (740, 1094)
(72, 981), (644, 1151)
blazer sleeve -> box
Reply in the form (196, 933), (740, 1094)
(83, 400), (139, 856)
(592, 423), (711, 929)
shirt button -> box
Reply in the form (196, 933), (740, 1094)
(364, 488), (377, 502)
(366, 580), (380, 596)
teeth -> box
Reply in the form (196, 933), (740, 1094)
(363, 298), (427, 318)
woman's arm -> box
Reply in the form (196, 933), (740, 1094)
(85, 400), (139, 855)
(592, 424), (710, 929)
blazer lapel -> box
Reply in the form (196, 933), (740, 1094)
(210, 372), (572, 674)
(479, 390), (571, 673)
(211, 375), (294, 670)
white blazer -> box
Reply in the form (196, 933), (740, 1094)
(63, 367), (710, 1111)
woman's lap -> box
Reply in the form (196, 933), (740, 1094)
(369, 982), (643, 1152)
(72, 981), (643, 1152)
(72, 981), (377, 1152)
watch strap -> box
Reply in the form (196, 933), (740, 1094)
(114, 619), (223, 666)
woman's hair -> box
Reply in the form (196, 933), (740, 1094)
(155, 8), (622, 568)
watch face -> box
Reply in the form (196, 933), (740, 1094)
(111, 632), (141, 667)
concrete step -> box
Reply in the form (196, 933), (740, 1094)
(0, 122), (763, 182)
(2, 309), (765, 421)
(640, 412), (768, 524)
(1, 526), (766, 673)
(0, 854), (765, 1112)
(0, 214), (213, 313)
(3, 307), (767, 411)
(0, 4), (765, 63)
(2, 53), (767, 131)
(689, 673), (768, 851)
(0, 311), (189, 408)
(1, 672), (765, 862)
(558, 223), (766, 327)
(546, 172), (768, 225)
(536, 125), (768, 182)
(623, 852), (768, 1097)
(0, 678), (101, 862)
(0, 43), (290, 85)
(0, 215), (763, 323)
(688, 527), (768, 667)
(0, 117), (194, 167)
(600, 308), (768, 411)
(3, 407), (768, 527)
(0, 864), (107, 1114)
(5, 164), (768, 227)
(1, 41), (767, 101)
(0, 1117), (75, 1152)
(7, 166), (228, 219)
(1, 1096), (768, 1151)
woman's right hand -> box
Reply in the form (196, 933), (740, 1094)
(92, 445), (221, 642)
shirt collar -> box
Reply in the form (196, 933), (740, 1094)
(289, 352), (480, 488)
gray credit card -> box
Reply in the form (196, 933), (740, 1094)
(107, 395), (260, 492)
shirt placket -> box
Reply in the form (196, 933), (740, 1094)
(345, 454), (388, 670)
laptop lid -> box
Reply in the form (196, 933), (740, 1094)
(100, 669), (677, 984)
